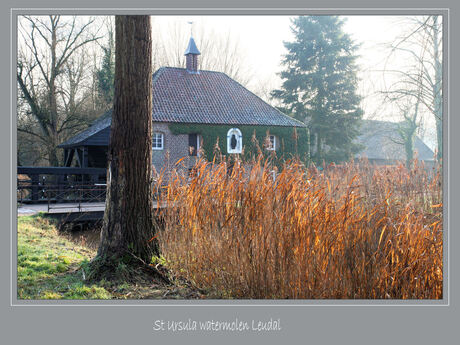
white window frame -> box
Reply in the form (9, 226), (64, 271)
(227, 128), (242, 154)
(267, 135), (276, 151)
(189, 133), (202, 157)
(197, 134), (201, 157)
(152, 132), (164, 150)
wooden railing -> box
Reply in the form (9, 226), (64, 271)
(17, 167), (107, 204)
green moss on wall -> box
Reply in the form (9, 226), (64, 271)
(168, 123), (310, 163)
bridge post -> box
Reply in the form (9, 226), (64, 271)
(31, 174), (39, 201)
(57, 174), (64, 203)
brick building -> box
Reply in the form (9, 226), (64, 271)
(59, 37), (307, 173)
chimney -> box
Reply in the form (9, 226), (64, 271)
(184, 37), (201, 73)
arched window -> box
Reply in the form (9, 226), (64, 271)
(227, 128), (242, 154)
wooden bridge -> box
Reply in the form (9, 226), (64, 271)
(17, 166), (108, 223)
(17, 166), (107, 203)
(17, 166), (167, 224)
(17, 200), (165, 223)
(18, 201), (106, 222)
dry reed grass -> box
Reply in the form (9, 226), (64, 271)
(157, 157), (443, 299)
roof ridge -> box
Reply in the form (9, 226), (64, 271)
(152, 67), (166, 83)
(159, 66), (234, 76)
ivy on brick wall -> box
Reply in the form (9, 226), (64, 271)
(168, 123), (310, 163)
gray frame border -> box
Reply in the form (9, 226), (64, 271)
(4, 1), (459, 344)
(9, 7), (450, 307)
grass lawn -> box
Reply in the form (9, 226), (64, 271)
(17, 215), (204, 300)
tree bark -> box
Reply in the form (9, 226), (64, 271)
(96, 15), (158, 266)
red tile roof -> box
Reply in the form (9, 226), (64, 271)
(152, 67), (305, 127)
(59, 67), (305, 148)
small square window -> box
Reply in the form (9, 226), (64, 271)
(267, 135), (276, 151)
(153, 132), (164, 150)
(188, 133), (201, 156)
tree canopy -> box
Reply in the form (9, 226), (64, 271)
(95, 27), (115, 110)
(272, 16), (363, 164)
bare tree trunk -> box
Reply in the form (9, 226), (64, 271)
(96, 15), (158, 268)
(316, 130), (322, 163)
(432, 16), (443, 161)
(48, 19), (59, 166)
(380, 15), (442, 164)
(402, 117), (417, 170)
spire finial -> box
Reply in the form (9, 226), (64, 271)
(187, 21), (194, 37)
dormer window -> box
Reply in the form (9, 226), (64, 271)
(227, 128), (242, 154)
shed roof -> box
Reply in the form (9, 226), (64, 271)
(59, 111), (112, 148)
(59, 67), (305, 148)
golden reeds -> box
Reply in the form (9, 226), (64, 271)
(157, 157), (443, 299)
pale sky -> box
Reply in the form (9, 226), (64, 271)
(152, 15), (405, 88)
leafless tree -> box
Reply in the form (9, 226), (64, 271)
(17, 15), (102, 166)
(381, 16), (442, 161)
(151, 20), (253, 86)
(390, 93), (422, 168)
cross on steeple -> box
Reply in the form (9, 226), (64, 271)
(187, 21), (194, 37)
